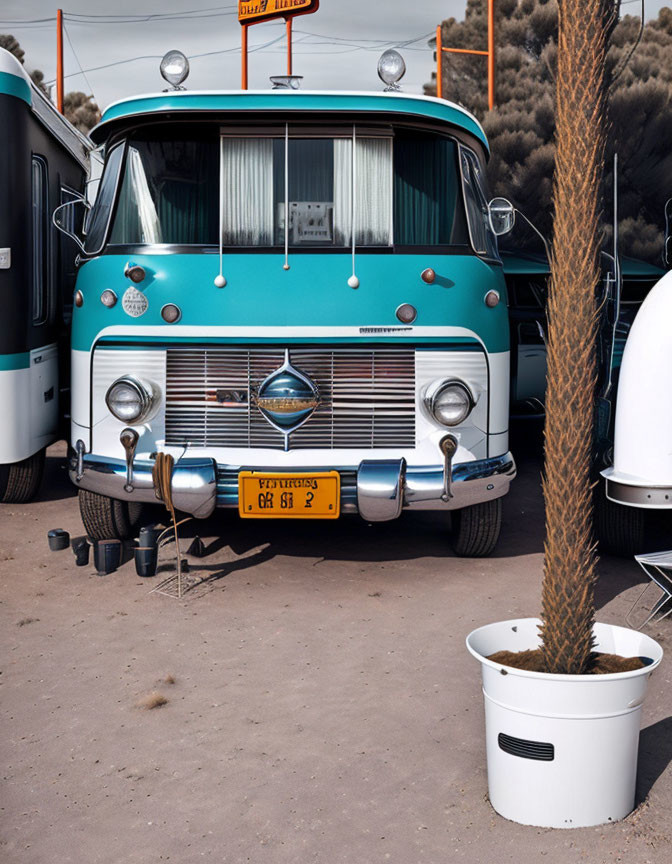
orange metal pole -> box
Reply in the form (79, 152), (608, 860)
(241, 23), (249, 90)
(286, 18), (293, 76)
(436, 24), (443, 99)
(56, 9), (64, 113)
(442, 46), (488, 57)
(487, 0), (495, 110)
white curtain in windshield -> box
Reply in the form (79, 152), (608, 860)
(333, 138), (393, 246)
(127, 147), (162, 244)
(221, 138), (273, 245)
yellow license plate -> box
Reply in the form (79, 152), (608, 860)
(238, 471), (341, 519)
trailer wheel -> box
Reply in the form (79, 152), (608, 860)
(0, 449), (46, 503)
(79, 489), (144, 541)
(450, 499), (502, 557)
(594, 487), (645, 557)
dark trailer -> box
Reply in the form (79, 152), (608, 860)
(0, 48), (90, 502)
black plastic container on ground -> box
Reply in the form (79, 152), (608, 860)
(94, 539), (122, 575)
(138, 525), (163, 548)
(187, 536), (206, 558)
(134, 545), (158, 578)
(71, 536), (90, 567)
(47, 529), (70, 551)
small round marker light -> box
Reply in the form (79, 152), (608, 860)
(100, 289), (117, 308)
(396, 303), (417, 324)
(160, 50), (190, 89)
(74, 290), (84, 308)
(484, 290), (500, 308)
(377, 49), (406, 91)
(161, 303), (181, 324)
(124, 263), (146, 284)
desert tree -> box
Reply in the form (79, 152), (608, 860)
(1, 33), (101, 133)
(426, 2), (672, 264)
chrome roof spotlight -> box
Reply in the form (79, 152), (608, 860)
(377, 49), (406, 92)
(270, 75), (303, 90)
(160, 50), (190, 90)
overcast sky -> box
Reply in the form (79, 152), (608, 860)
(0, 1), (668, 112)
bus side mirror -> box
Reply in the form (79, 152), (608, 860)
(52, 198), (91, 253)
(488, 197), (515, 236)
(664, 198), (672, 270)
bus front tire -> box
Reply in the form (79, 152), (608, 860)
(450, 498), (502, 557)
(79, 489), (144, 541)
(0, 449), (46, 503)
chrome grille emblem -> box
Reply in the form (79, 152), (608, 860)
(254, 350), (320, 449)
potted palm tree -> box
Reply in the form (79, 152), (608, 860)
(466, 0), (663, 828)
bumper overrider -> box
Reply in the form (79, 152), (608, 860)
(69, 447), (516, 522)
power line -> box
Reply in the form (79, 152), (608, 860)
(0, 5), (237, 26)
(63, 22), (97, 100)
(47, 31), (288, 84)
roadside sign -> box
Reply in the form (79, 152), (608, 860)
(238, 0), (320, 25)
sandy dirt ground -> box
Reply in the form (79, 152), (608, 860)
(1, 432), (671, 864)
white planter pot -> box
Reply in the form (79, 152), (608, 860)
(466, 618), (663, 828)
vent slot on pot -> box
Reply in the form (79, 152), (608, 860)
(498, 732), (555, 761)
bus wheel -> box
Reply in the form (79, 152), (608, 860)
(450, 499), (502, 558)
(594, 487), (645, 557)
(0, 449), (46, 503)
(79, 489), (145, 541)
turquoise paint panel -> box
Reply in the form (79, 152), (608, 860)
(501, 250), (664, 279)
(92, 92), (488, 152)
(0, 71), (31, 105)
(621, 256), (664, 279)
(0, 352), (30, 370)
(96, 336), (483, 348)
(72, 253), (509, 354)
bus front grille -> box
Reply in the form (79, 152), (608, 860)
(164, 347), (416, 450)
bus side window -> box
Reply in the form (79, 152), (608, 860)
(31, 155), (49, 325)
(59, 186), (83, 324)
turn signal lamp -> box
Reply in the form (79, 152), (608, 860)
(124, 262), (146, 284)
(161, 303), (181, 324)
(100, 290), (117, 308)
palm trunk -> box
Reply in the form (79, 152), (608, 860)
(539, 0), (613, 674)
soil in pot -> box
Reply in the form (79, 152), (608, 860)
(487, 648), (646, 674)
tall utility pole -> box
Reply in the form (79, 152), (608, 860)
(56, 9), (64, 114)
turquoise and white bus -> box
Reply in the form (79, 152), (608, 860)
(62, 55), (516, 556)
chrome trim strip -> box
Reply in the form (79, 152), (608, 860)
(605, 479), (672, 510)
(70, 454), (217, 519)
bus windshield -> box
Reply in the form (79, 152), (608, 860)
(98, 125), (478, 252)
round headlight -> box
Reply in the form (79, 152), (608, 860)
(428, 381), (473, 427)
(105, 376), (153, 424)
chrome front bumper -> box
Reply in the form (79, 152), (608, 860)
(69, 451), (516, 522)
